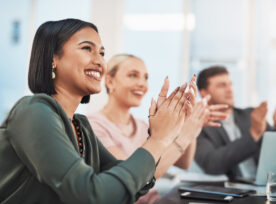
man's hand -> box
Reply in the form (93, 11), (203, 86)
(273, 108), (276, 129)
(250, 101), (268, 141)
(204, 103), (229, 127)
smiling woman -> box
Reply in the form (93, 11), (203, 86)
(52, 26), (106, 104)
(0, 18), (211, 204)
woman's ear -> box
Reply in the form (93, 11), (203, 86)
(105, 75), (114, 94)
(52, 54), (58, 68)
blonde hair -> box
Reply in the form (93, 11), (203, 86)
(105, 54), (140, 93)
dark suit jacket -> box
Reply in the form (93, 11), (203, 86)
(195, 107), (274, 180)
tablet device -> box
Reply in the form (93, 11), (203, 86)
(180, 191), (234, 202)
(232, 132), (276, 186)
(178, 184), (256, 198)
(255, 132), (276, 185)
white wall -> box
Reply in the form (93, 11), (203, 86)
(86, 0), (125, 115)
(0, 0), (275, 123)
(0, 0), (93, 121)
(0, 0), (32, 121)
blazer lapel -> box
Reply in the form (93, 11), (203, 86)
(217, 125), (231, 144)
(204, 124), (231, 145)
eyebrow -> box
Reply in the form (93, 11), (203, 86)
(128, 69), (148, 75)
(78, 41), (105, 50)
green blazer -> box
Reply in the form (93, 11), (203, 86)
(0, 94), (155, 204)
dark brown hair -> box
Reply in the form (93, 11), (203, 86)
(197, 65), (228, 90)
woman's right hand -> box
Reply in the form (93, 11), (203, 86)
(144, 78), (188, 156)
(148, 83), (187, 147)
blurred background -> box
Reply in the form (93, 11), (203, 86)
(1, 0), (276, 123)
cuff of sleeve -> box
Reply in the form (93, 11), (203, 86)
(104, 148), (156, 200)
(118, 148), (156, 184)
(238, 133), (260, 154)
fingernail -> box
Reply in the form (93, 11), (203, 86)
(181, 83), (187, 90)
(190, 88), (195, 95)
(165, 76), (168, 81)
(151, 98), (154, 105)
(202, 98), (207, 106)
(174, 86), (180, 91)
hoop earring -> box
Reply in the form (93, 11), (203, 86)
(52, 64), (56, 79)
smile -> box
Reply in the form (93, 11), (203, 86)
(85, 69), (102, 81)
(132, 90), (145, 96)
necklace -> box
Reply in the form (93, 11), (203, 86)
(72, 118), (84, 157)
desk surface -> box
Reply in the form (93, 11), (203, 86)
(156, 182), (274, 204)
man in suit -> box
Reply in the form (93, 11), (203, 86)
(195, 65), (275, 180)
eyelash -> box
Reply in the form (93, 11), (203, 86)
(82, 46), (91, 52)
(82, 46), (105, 57)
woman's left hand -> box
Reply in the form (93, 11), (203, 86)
(157, 75), (197, 118)
(155, 75), (228, 127)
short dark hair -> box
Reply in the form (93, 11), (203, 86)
(197, 65), (229, 90)
(28, 18), (98, 104)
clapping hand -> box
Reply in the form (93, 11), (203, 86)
(156, 75), (197, 118)
(250, 101), (268, 141)
(155, 75), (228, 126)
(273, 108), (276, 129)
(148, 79), (187, 147)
